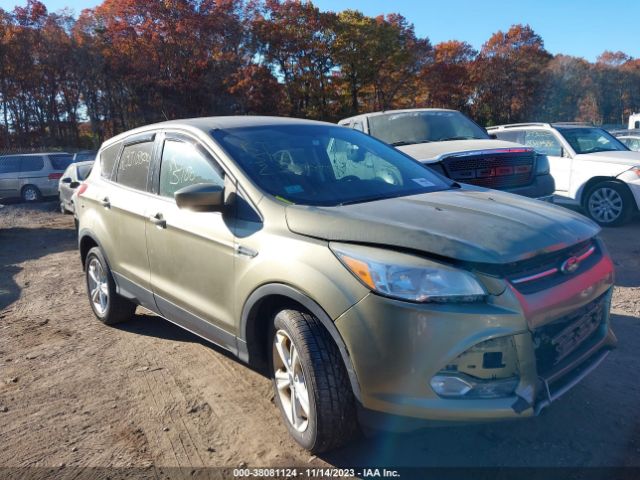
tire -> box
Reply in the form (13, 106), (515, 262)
(269, 309), (357, 453)
(21, 185), (41, 202)
(84, 247), (136, 325)
(584, 181), (635, 227)
(59, 195), (69, 214)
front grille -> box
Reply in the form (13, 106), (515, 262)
(533, 292), (608, 375)
(442, 148), (535, 189)
(505, 239), (599, 294)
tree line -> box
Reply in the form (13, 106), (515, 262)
(1, 0), (639, 150)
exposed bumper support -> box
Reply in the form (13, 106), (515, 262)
(534, 348), (611, 415)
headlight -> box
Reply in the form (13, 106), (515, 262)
(535, 154), (550, 175)
(330, 243), (486, 303)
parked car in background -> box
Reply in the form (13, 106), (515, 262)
(72, 150), (97, 163)
(488, 123), (640, 226)
(76, 116), (615, 453)
(611, 129), (640, 151)
(0, 152), (74, 202)
(338, 109), (555, 201)
(59, 160), (94, 215)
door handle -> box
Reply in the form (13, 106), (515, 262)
(101, 197), (110, 209)
(236, 245), (258, 258)
(149, 213), (167, 229)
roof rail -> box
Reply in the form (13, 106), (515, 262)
(486, 123), (550, 130)
(552, 121), (594, 126)
(610, 128), (640, 136)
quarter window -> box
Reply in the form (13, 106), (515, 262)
(159, 140), (224, 198)
(523, 130), (563, 157)
(116, 141), (153, 191)
(49, 154), (73, 170)
(100, 143), (121, 179)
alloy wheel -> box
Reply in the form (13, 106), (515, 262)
(272, 329), (310, 432)
(588, 187), (623, 223)
(87, 257), (109, 316)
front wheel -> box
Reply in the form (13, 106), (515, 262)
(270, 309), (357, 453)
(585, 181), (635, 227)
(85, 247), (136, 325)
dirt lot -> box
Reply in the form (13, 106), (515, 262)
(1, 201), (639, 475)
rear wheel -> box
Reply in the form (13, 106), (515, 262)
(85, 247), (136, 325)
(21, 185), (41, 202)
(584, 181), (634, 226)
(269, 309), (357, 453)
(59, 194), (69, 214)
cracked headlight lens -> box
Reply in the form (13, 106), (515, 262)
(331, 243), (486, 303)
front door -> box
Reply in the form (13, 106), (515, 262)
(145, 134), (237, 350)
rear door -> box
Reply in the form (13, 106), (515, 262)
(102, 133), (157, 309)
(145, 132), (237, 348)
(0, 156), (21, 197)
(522, 129), (572, 192)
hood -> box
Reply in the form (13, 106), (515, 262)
(285, 188), (599, 265)
(577, 150), (640, 167)
(397, 139), (524, 163)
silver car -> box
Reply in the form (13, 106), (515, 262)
(0, 152), (74, 202)
(59, 160), (94, 214)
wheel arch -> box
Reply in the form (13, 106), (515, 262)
(577, 176), (630, 206)
(78, 229), (111, 272)
(240, 283), (362, 403)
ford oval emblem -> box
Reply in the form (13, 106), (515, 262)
(560, 256), (580, 274)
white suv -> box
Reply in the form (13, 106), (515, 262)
(488, 123), (640, 226)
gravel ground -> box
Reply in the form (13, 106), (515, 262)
(0, 200), (639, 477)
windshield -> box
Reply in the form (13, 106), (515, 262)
(558, 128), (629, 154)
(368, 110), (489, 146)
(211, 124), (454, 207)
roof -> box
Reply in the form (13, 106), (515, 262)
(0, 152), (71, 158)
(487, 122), (597, 131)
(340, 108), (457, 123)
(102, 116), (333, 148)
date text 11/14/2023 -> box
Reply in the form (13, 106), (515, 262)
(232, 468), (401, 478)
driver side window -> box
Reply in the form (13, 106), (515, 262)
(159, 139), (224, 199)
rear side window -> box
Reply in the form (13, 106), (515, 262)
(77, 164), (93, 180)
(49, 154), (73, 170)
(116, 141), (154, 191)
(100, 143), (121, 179)
(21, 156), (45, 172)
(159, 139), (224, 198)
(493, 130), (524, 143)
(0, 156), (22, 174)
(523, 130), (563, 156)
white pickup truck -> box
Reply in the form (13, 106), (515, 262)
(488, 123), (640, 226)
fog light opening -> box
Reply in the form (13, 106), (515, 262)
(430, 374), (519, 399)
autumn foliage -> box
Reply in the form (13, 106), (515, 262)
(0, 0), (638, 149)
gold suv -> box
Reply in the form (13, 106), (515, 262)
(76, 117), (616, 452)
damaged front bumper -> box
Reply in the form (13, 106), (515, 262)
(334, 244), (616, 430)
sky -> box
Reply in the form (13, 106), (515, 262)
(1, 0), (638, 62)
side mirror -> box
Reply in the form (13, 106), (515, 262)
(61, 177), (72, 184)
(488, 133), (498, 139)
(69, 181), (81, 189)
(175, 183), (224, 212)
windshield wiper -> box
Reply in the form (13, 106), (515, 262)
(438, 136), (478, 141)
(390, 140), (432, 147)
